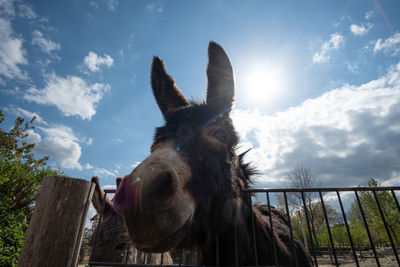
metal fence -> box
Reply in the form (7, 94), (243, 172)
(88, 186), (400, 267)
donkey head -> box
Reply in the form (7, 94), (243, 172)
(114, 42), (245, 252)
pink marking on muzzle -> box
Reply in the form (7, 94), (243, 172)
(113, 176), (139, 213)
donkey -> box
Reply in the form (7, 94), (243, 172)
(113, 42), (313, 266)
(90, 176), (173, 265)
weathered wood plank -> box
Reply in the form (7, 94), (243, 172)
(18, 176), (95, 267)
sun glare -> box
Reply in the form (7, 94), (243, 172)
(240, 65), (286, 107)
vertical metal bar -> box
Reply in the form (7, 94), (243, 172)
(124, 244), (131, 263)
(197, 246), (201, 265)
(216, 233), (219, 266)
(354, 190), (380, 267)
(283, 191), (299, 267)
(234, 217), (239, 267)
(160, 252), (164, 266)
(187, 248), (192, 265)
(318, 191), (339, 267)
(249, 194), (259, 266)
(266, 192), (279, 267)
(301, 191), (318, 267)
(336, 191), (359, 267)
(178, 249), (183, 267)
(391, 190), (400, 216)
(372, 190), (400, 265)
(89, 192), (108, 265)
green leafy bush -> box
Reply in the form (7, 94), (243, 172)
(0, 110), (61, 266)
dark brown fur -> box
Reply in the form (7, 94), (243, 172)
(114, 42), (313, 266)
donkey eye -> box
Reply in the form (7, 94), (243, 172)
(172, 137), (186, 152)
(210, 128), (227, 143)
(176, 143), (184, 152)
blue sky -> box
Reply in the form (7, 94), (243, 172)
(1, 0), (400, 196)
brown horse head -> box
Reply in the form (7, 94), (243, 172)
(113, 42), (242, 252)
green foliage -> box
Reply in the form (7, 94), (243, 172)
(0, 110), (61, 266)
(291, 200), (342, 249)
(0, 203), (26, 266)
(348, 197), (369, 248)
(349, 221), (369, 247)
(289, 177), (399, 252)
(348, 178), (400, 248)
(331, 225), (348, 246)
(358, 179), (400, 246)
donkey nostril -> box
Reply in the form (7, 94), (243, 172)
(145, 172), (177, 205)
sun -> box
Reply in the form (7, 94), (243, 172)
(240, 65), (285, 107)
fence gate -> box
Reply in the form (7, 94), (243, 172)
(88, 186), (400, 267)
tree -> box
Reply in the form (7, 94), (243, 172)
(318, 225), (348, 248)
(347, 178), (400, 254)
(348, 201), (369, 257)
(0, 110), (61, 266)
(358, 178), (400, 246)
(277, 166), (322, 248)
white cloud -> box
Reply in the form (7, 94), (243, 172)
(112, 138), (123, 144)
(381, 175), (400, 187)
(28, 125), (84, 170)
(346, 61), (358, 74)
(89, 0), (118, 11)
(0, 0), (15, 16)
(83, 51), (113, 72)
(131, 161), (141, 169)
(312, 33), (344, 63)
(233, 62), (400, 187)
(0, 17), (28, 80)
(1, 0), (37, 19)
(17, 3), (37, 19)
(31, 30), (60, 55)
(1, 85), (20, 95)
(6, 106), (48, 125)
(365, 10), (375, 20)
(86, 137), (93, 145)
(147, 3), (163, 13)
(23, 73), (110, 120)
(350, 23), (372, 36)
(94, 167), (117, 177)
(80, 136), (93, 146)
(373, 32), (400, 56)
(106, 0), (118, 11)
(89, 1), (98, 8)
(26, 128), (42, 144)
(84, 163), (94, 170)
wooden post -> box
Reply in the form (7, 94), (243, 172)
(18, 176), (95, 267)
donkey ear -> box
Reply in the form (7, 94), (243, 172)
(151, 57), (189, 118)
(206, 41), (235, 114)
(91, 176), (114, 216)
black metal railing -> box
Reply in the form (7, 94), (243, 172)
(88, 186), (400, 267)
